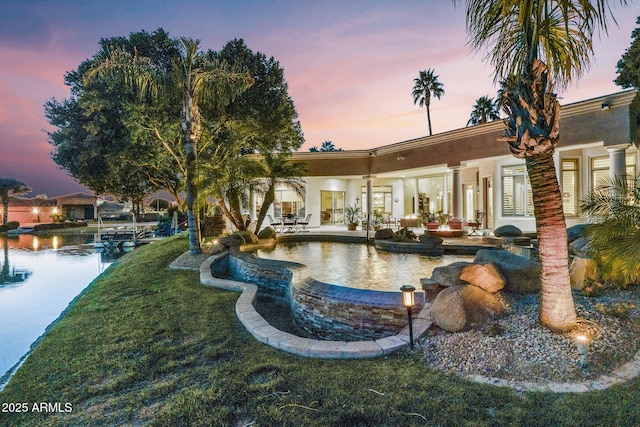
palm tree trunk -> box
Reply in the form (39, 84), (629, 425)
(426, 105), (433, 136)
(526, 152), (576, 331)
(254, 185), (275, 232)
(185, 139), (201, 254)
(2, 201), (8, 225)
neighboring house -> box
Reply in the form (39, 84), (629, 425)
(97, 200), (127, 218)
(1, 192), (97, 225)
(249, 89), (639, 232)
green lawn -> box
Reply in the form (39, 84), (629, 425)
(0, 235), (638, 426)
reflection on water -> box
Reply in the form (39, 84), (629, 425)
(0, 234), (111, 382)
(254, 242), (473, 292)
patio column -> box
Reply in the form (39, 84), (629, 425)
(414, 178), (419, 214)
(450, 165), (462, 219)
(606, 143), (630, 181)
(363, 175), (376, 222)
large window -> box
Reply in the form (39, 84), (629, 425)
(274, 187), (305, 217)
(562, 159), (579, 217)
(361, 185), (392, 215)
(502, 165), (533, 217)
(591, 154), (636, 190)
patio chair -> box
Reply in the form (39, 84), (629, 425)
(466, 210), (486, 236)
(267, 214), (282, 232)
(297, 214), (311, 232)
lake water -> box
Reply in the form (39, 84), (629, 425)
(0, 234), (111, 383)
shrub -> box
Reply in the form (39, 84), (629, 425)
(581, 174), (640, 287)
(0, 221), (20, 232)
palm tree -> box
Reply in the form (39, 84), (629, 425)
(253, 153), (306, 233)
(458, 0), (627, 331)
(466, 95), (500, 126)
(320, 140), (342, 151)
(580, 173), (640, 286)
(0, 177), (31, 225)
(411, 69), (444, 136)
(86, 38), (253, 254)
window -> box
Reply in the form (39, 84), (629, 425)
(274, 187), (305, 217)
(361, 185), (392, 215)
(502, 165), (533, 217)
(562, 159), (579, 216)
(591, 154), (636, 190)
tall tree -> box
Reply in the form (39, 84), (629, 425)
(86, 37), (253, 254)
(458, 0), (627, 331)
(46, 29), (183, 205)
(319, 140), (343, 151)
(0, 178), (31, 225)
(412, 69), (445, 136)
(615, 16), (640, 88)
(467, 95), (501, 126)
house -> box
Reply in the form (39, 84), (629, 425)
(249, 89), (639, 232)
(1, 192), (97, 225)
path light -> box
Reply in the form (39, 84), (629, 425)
(400, 285), (416, 349)
(575, 334), (590, 368)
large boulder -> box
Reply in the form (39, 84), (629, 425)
(566, 224), (591, 243)
(219, 233), (245, 247)
(473, 249), (541, 293)
(569, 236), (592, 258)
(236, 230), (259, 244)
(431, 261), (475, 287)
(494, 225), (523, 237)
(257, 227), (277, 240)
(459, 263), (506, 293)
(418, 234), (443, 248)
(569, 257), (600, 290)
(374, 228), (394, 240)
(431, 284), (506, 332)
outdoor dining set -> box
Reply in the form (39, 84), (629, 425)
(267, 214), (311, 233)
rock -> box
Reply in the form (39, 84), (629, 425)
(566, 224), (591, 243)
(257, 227), (277, 240)
(431, 261), (475, 287)
(209, 243), (226, 255)
(459, 263), (506, 293)
(569, 257), (600, 290)
(374, 228), (394, 240)
(418, 234), (443, 248)
(473, 249), (541, 293)
(569, 236), (592, 257)
(431, 285), (506, 332)
(494, 225), (523, 237)
(420, 278), (443, 302)
(236, 230), (259, 244)
(219, 233), (245, 247)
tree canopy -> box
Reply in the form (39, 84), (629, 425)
(615, 16), (640, 88)
(0, 177), (32, 225)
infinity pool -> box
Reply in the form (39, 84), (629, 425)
(251, 242), (472, 292)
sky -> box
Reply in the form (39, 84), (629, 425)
(0, 0), (637, 197)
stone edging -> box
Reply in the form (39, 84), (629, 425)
(199, 253), (431, 359)
(197, 251), (640, 392)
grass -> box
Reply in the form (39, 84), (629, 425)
(0, 235), (638, 426)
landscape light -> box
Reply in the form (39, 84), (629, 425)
(400, 285), (416, 349)
(575, 334), (590, 368)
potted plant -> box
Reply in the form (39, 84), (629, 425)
(371, 211), (384, 231)
(344, 204), (361, 230)
(422, 212), (439, 230)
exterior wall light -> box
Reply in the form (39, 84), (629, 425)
(601, 103), (610, 110)
(400, 285), (416, 349)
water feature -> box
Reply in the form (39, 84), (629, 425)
(0, 234), (111, 384)
(249, 241), (473, 292)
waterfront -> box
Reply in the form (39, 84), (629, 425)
(0, 234), (110, 382)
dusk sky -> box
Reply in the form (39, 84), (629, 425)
(0, 0), (637, 197)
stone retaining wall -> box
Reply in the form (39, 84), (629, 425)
(212, 246), (425, 341)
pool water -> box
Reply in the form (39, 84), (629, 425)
(252, 242), (473, 292)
